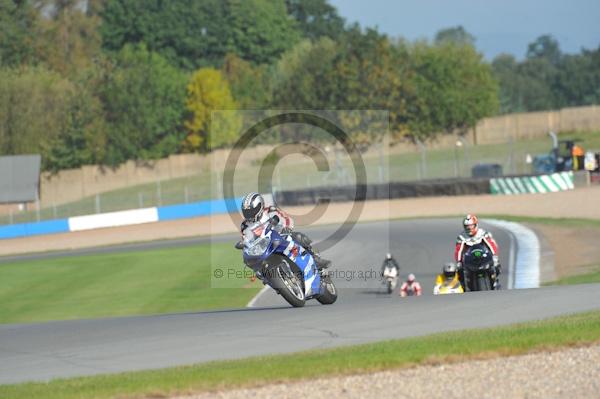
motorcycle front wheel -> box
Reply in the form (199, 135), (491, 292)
(269, 261), (306, 307)
(476, 274), (491, 291)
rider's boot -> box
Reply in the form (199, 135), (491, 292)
(293, 232), (331, 270)
(313, 253), (331, 270)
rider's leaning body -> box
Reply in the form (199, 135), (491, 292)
(240, 193), (330, 270)
(433, 262), (463, 294)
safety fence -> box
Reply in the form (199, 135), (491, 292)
(0, 172), (577, 240)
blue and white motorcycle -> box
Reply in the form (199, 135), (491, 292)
(236, 219), (337, 307)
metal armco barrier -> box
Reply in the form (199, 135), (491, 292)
(0, 172), (578, 240)
(490, 171), (574, 195)
(274, 178), (491, 206)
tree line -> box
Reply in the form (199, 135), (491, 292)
(0, 0), (597, 171)
(493, 35), (600, 113)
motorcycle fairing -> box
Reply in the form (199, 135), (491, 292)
(243, 224), (322, 298)
(280, 234), (321, 296)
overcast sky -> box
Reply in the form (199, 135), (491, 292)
(329, 0), (600, 60)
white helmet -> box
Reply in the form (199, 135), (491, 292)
(407, 273), (416, 283)
(463, 214), (479, 237)
(443, 262), (457, 278)
(241, 192), (265, 222)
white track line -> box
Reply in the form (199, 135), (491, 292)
(246, 285), (271, 308)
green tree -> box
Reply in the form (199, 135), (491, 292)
(101, 0), (228, 69)
(556, 48), (600, 106)
(34, 0), (103, 77)
(101, 0), (299, 68)
(492, 53), (527, 113)
(0, 66), (74, 166)
(407, 42), (498, 140)
(517, 57), (556, 111)
(271, 29), (409, 145)
(45, 76), (108, 171)
(271, 38), (338, 109)
(492, 35), (600, 113)
(491, 35), (561, 113)
(434, 26), (476, 46)
(98, 44), (187, 165)
(526, 34), (562, 65)
(221, 54), (272, 109)
(272, 27), (398, 111)
(285, 0), (346, 40)
(0, 0), (38, 67)
(227, 0), (301, 64)
(184, 68), (240, 151)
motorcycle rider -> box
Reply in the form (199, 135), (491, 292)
(399, 273), (422, 297)
(381, 253), (400, 277)
(433, 262), (461, 295)
(455, 214), (501, 290)
(240, 192), (331, 270)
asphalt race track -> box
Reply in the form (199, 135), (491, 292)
(1, 218), (600, 384)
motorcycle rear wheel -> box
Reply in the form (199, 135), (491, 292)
(317, 274), (338, 305)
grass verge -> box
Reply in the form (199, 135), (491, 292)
(1, 309), (600, 399)
(0, 242), (260, 324)
(544, 266), (600, 286)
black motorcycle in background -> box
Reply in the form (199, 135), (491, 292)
(462, 243), (498, 291)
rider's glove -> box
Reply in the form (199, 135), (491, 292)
(456, 262), (462, 270)
(493, 255), (499, 267)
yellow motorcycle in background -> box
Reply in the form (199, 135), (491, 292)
(433, 263), (464, 295)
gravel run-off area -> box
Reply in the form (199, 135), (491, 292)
(177, 345), (600, 399)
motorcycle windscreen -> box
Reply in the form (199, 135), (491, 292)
(463, 243), (493, 270)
